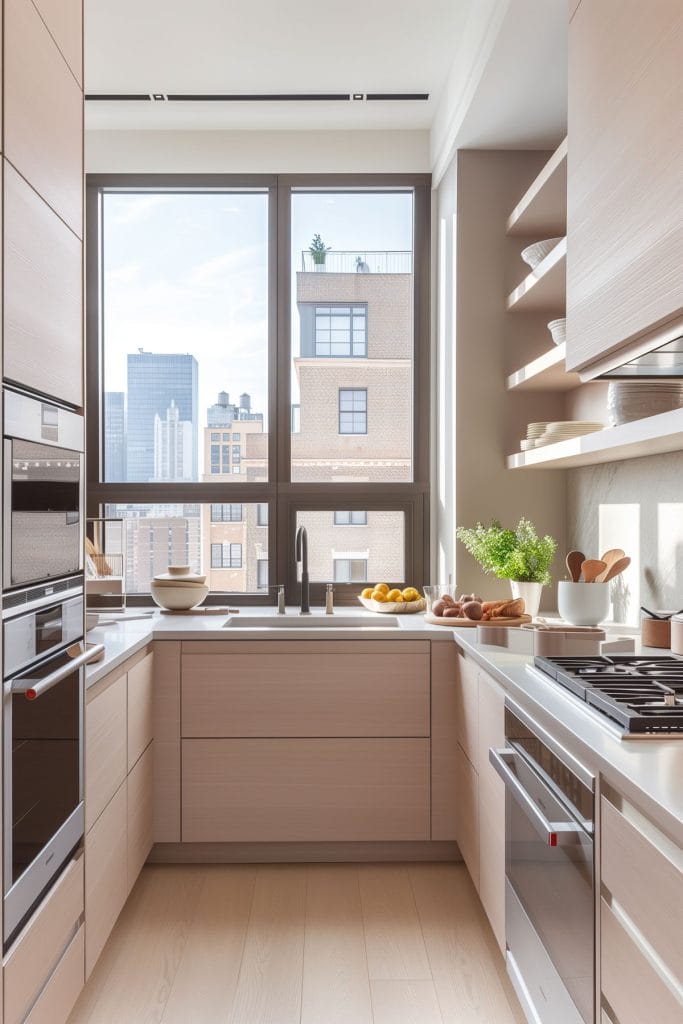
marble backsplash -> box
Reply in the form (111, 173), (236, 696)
(566, 452), (683, 625)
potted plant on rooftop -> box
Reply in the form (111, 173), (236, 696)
(309, 233), (331, 271)
(455, 517), (557, 618)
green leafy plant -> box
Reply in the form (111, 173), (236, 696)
(309, 233), (331, 264)
(456, 517), (557, 586)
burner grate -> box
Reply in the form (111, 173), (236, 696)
(533, 654), (683, 735)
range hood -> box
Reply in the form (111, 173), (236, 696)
(600, 335), (683, 379)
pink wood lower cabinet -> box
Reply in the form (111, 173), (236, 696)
(182, 738), (430, 842)
(181, 641), (430, 738)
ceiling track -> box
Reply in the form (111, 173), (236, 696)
(84, 92), (430, 103)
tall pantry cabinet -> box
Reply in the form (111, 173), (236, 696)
(2, 0), (84, 408)
(1, 2), (85, 1023)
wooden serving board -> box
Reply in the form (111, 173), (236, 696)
(424, 613), (532, 628)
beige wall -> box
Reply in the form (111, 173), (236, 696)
(567, 452), (683, 626)
(444, 149), (567, 606)
(85, 129), (430, 174)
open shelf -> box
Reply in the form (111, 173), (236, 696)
(506, 343), (581, 391)
(507, 407), (683, 469)
(507, 237), (566, 313)
(507, 138), (568, 236)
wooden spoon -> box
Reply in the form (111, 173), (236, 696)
(597, 555), (631, 583)
(600, 548), (625, 577)
(566, 550), (585, 582)
(581, 558), (607, 583)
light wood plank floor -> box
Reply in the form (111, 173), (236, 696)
(68, 862), (525, 1024)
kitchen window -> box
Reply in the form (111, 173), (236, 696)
(86, 173), (430, 605)
(339, 389), (367, 435)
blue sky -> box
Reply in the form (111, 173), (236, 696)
(103, 190), (413, 426)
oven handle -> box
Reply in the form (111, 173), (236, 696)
(489, 747), (585, 847)
(11, 643), (105, 700)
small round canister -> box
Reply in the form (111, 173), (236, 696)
(671, 614), (683, 655)
(641, 615), (671, 650)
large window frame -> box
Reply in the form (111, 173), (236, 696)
(86, 173), (430, 605)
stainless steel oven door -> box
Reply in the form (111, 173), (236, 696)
(2, 644), (95, 945)
(3, 390), (85, 591)
(490, 742), (594, 1024)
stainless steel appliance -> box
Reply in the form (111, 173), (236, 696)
(490, 702), (595, 1024)
(3, 388), (85, 591)
(2, 586), (101, 946)
(533, 655), (683, 737)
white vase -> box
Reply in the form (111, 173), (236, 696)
(509, 580), (543, 618)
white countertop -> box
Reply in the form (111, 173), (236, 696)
(85, 607), (683, 843)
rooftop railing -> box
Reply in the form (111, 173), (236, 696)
(300, 250), (412, 274)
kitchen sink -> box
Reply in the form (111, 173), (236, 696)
(222, 615), (400, 629)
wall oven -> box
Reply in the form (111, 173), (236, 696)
(2, 586), (101, 946)
(490, 702), (595, 1024)
(3, 388), (84, 591)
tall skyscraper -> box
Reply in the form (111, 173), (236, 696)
(153, 400), (193, 480)
(126, 350), (199, 482)
(104, 391), (126, 481)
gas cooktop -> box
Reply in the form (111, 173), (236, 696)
(533, 655), (683, 737)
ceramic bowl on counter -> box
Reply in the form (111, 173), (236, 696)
(150, 581), (210, 610)
(557, 581), (611, 626)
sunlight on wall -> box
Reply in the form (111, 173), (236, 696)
(656, 503), (683, 610)
(599, 503), (640, 626)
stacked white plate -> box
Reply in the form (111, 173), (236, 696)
(534, 421), (604, 447)
(607, 381), (683, 426)
(520, 422), (550, 451)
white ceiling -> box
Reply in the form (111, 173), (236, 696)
(84, 0), (568, 153)
(84, 0), (472, 131)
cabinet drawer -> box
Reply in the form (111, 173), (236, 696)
(128, 651), (153, 770)
(127, 743), (153, 894)
(182, 738), (430, 842)
(601, 797), (682, 981)
(4, 854), (83, 1024)
(455, 742), (479, 890)
(601, 898), (682, 1024)
(181, 645), (430, 737)
(4, 0), (83, 235)
(3, 162), (83, 407)
(85, 781), (127, 978)
(455, 654), (478, 760)
(86, 671), (127, 831)
(24, 925), (84, 1024)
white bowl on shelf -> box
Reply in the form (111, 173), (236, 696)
(520, 237), (563, 272)
(547, 318), (567, 345)
(557, 581), (611, 626)
(150, 582), (209, 610)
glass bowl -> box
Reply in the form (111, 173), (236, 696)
(423, 584), (457, 615)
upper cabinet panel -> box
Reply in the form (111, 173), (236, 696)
(31, 0), (83, 85)
(566, 0), (683, 376)
(3, 161), (83, 407)
(4, 0), (83, 237)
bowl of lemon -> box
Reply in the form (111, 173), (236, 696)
(358, 583), (426, 614)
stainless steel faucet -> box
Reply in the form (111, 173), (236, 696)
(295, 525), (310, 614)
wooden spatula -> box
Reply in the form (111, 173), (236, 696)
(581, 558), (607, 583)
(597, 555), (631, 583)
(566, 550), (585, 582)
(600, 548), (625, 577)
